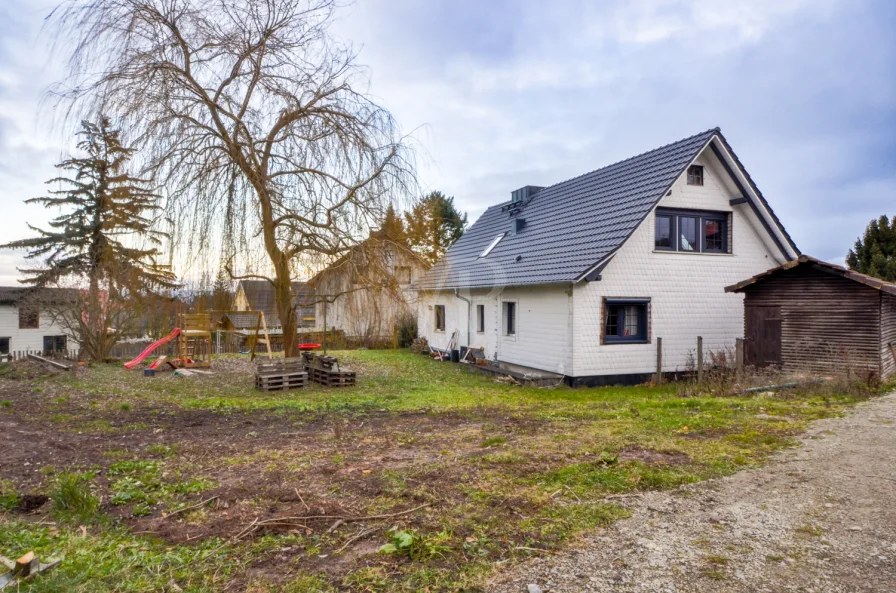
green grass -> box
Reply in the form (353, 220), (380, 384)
(0, 349), (879, 592)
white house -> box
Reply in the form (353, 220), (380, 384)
(417, 128), (799, 386)
(0, 287), (74, 357)
(310, 235), (426, 344)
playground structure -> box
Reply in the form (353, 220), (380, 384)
(123, 310), (274, 370)
(176, 312), (212, 369)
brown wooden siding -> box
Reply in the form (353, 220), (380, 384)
(741, 265), (881, 377)
(882, 293), (896, 379)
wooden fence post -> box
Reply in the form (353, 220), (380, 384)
(735, 338), (744, 383)
(655, 337), (663, 386)
(697, 336), (703, 384)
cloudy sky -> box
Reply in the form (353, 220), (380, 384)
(0, 0), (894, 284)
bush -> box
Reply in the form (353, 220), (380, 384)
(52, 472), (100, 522)
(394, 310), (418, 348)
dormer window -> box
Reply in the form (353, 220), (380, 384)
(687, 165), (704, 186)
(479, 233), (505, 258)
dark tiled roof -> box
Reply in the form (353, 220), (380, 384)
(421, 128), (733, 290)
(725, 255), (896, 296)
(0, 286), (79, 305)
(236, 280), (314, 326)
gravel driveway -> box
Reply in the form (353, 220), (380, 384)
(490, 394), (896, 593)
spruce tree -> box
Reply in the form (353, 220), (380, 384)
(1, 117), (178, 360)
(404, 191), (468, 266)
(846, 215), (896, 282)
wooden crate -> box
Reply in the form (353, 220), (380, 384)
(311, 368), (356, 387)
(255, 371), (308, 391)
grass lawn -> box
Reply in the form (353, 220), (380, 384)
(0, 350), (878, 592)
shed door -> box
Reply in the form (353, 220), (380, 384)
(745, 305), (782, 368)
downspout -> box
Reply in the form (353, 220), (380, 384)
(453, 288), (471, 348)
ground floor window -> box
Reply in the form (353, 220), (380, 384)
(603, 299), (649, 344)
(0, 337), (9, 354)
(503, 302), (516, 335)
(434, 305), (446, 331)
(476, 304), (485, 333)
(43, 335), (67, 353)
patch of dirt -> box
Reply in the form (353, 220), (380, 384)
(490, 394), (896, 592)
(617, 446), (690, 465)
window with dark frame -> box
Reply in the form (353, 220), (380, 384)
(43, 335), (67, 353)
(655, 209), (729, 254)
(476, 304), (485, 333)
(687, 165), (704, 186)
(18, 306), (39, 329)
(0, 337), (9, 354)
(503, 302), (516, 336)
(434, 305), (446, 331)
(655, 214), (673, 249)
(679, 216), (698, 251)
(603, 299), (649, 344)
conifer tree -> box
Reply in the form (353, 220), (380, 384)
(1, 117), (178, 360)
(404, 191), (468, 266)
(846, 215), (896, 282)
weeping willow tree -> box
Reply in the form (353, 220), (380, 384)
(0, 117), (178, 360)
(47, 0), (416, 356)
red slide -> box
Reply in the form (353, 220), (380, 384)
(124, 328), (181, 370)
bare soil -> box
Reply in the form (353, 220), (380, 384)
(490, 394), (896, 592)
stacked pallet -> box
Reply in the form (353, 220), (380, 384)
(311, 354), (356, 387)
(255, 358), (308, 391)
(301, 350), (316, 372)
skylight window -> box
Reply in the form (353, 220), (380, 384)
(479, 233), (505, 258)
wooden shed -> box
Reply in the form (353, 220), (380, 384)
(725, 255), (896, 380)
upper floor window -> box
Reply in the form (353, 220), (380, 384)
(480, 233), (505, 258)
(394, 266), (412, 284)
(434, 305), (446, 331)
(655, 209), (729, 254)
(18, 306), (39, 329)
(687, 165), (704, 186)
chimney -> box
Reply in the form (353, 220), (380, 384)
(510, 185), (544, 204)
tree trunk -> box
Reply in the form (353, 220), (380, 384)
(273, 254), (298, 358)
(252, 176), (298, 358)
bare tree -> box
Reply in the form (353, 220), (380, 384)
(47, 0), (416, 356)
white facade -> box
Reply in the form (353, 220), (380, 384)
(0, 303), (72, 355)
(418, 144), (791, 383)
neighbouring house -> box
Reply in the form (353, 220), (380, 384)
(418, 127), (799, 386)
(309, 234), (426, 344)
(232, 280), (316, 330)
(0, 287), (75, 357)
(726, 255), (896, 380)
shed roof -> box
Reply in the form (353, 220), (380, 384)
(420, 127), (796, 290)
(725, 255), (896, 296)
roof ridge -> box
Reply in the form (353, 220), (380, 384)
(530, 127), (719, 197)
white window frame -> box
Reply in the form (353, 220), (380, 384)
(502, 301), (517, 337)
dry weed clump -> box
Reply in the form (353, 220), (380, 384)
(676, 346), (887, 400)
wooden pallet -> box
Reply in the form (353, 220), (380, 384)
(311, 368), (356, 387)
(255, 371), (308, 391)
(255, 358), (308, 391)
(301, 351), (316, 372)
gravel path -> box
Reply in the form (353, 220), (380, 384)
(490, 394), (896, 593)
